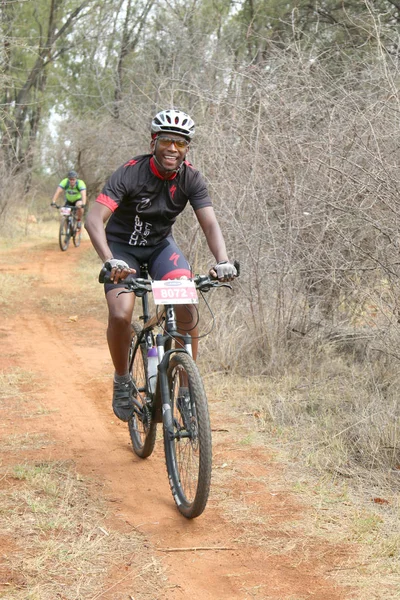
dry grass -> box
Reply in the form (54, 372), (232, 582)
(206, 372), (400, 598)
(75, 242), (109, 318)
(0, 368), (166, 600)
(0, 273), (39, 316)
(13, 216), (109, 321)
(0, 458), (165, 600)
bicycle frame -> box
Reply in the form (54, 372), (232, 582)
(131, 266), (193, 438)
(56, 204), (81, 251)
(65, 207), (78, 230)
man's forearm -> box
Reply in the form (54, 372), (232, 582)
(52, 189), (61, 203)
(85, 220), (113, 263)
(205, 225), (229, 263)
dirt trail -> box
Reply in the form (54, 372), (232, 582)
(1, 236), (353, 599)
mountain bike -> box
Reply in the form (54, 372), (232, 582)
(99, 262), (239, 518)
(52, 204), (81, 251)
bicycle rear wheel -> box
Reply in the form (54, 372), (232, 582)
(164, 352), (212, 518)
(59, 218), (70, 251)
(73, 220), (81, 247)
(128, 322), (157, 458)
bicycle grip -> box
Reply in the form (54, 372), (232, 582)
(98, 266), (136, 286)
(99, 266), (111, 284)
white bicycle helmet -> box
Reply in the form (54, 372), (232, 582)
(151, 109), (195, 140)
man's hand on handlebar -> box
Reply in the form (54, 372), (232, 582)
(102, 259), (136, 284)
(209, 260), (238, 282)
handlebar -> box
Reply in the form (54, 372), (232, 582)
(51, 203), (78, 210)
(99, 260), (240, 294)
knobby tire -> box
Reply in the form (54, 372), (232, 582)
(164, 352), (212, 519)
(59, 217), (71, 251)
(128, 322), (157, 458)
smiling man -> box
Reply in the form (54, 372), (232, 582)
(85, 108), (236, 422)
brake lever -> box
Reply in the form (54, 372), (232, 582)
(219, 283), (233, 290)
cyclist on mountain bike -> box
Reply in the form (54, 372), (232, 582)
(51, 170), (87, 228)
(85, 108), (236, 422)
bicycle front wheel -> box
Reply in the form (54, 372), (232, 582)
(128, 322), (157, 458)
(164, 352), (212, 518)
(73, 220), (81, 247)
(59, 218), (70, 251)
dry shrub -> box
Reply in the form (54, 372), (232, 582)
(234, 344), (400, 478)
(178, 46), (400, 375)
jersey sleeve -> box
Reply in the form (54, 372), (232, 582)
(187, 170), (213, 211)
(77, 180), (86, 191)
(58, 178), (68, 189)
(96, 165), (129, 212)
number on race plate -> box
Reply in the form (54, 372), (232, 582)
(60, 207), (71, 216)
(152, 280), (198, 305)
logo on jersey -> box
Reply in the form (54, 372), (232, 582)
(124, 159), (138, 167)
(137, 197), (151, 213)
(129, 215), (152, 246)
(170, 252), (180, 267)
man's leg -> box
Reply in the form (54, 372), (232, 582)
(106, 288), (136, 421)
(106, 289), (135, 374)
(175, 304), (198, 360)
(75, 201), (84, 224)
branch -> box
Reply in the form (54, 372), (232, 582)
(159, 546), (236, 552)
(385, 0), (400, 12)
(15, 0), (92, 111)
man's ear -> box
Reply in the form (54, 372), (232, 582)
(150, 139), (155, 154)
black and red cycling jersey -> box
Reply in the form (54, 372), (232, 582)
(96, 154), (212, 247)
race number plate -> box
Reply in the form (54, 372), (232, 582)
(152, 280), (198, 305)
(60, 207), (71, 216)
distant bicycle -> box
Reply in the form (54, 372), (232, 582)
(100, 261), (239, 518)
(52, 204), (81, 251)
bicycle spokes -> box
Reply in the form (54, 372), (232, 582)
(128, 323), (158, 459)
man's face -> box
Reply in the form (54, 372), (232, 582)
(151, 134), (189, 172)
(68, 178), (77, 187)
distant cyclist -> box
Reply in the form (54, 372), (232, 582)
(51, 170), (87, 228)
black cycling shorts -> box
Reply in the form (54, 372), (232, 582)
(104, 236), (193, 295)
(65, 200), (83, 207)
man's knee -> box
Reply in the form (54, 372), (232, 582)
(176, 303), (196, 326)
(107, 295), (134, 325)
(108, 311), (131, 330)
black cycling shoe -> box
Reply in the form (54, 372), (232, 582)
(112, 378), (135, 422)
